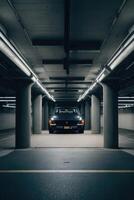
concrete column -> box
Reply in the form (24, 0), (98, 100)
(43, 100), (49, 130)
(16, 81), (32, 149)
(32, 94), (42, 134)
(103, 84), (118, 148)
(80, 102), (85, 119)
(91, 95), (100, 134)
(49, 102), (54, 116)
(85, 100), (91, 130)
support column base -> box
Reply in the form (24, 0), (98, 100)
(91, 131), (100, 134)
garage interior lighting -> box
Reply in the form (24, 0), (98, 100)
(118, 105), (134, 109)
(2, 105), (16, 108)
(0, 97), (16, 99)
(0, 100), (16, 102)
(107, 31), (134, 70)
(0, 31), (55, 102)
(118, 100), (134, 102)
(77, 28), (134, 102)
(96, 68), (108, 83)
(77, 82), (96, 102)
(118, 97), (134, 99)
(34, 78), (55, 102)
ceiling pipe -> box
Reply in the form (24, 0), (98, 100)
(77, 25), (134, 102)
(0, 30), (55, 102)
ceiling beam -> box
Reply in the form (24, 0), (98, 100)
(51, 91), (80, 93)
(42, 59), (93, 65)
(43, 59), (64, 65)
(49, 77), (85, 81)
(69, 59), (93, 65)
(32, 39), (64, 46)
(32, 39), (101, 51)
(46, 87), (88, 90)
(70, 40), (102, 51)
(64, 0), (71, 74)
(64, 0), (70, 53)
(42, 81), (92, 84)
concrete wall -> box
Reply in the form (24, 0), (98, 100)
(118, 111), (134, 130)
(101, 109), (134, 131)
(0, 109), (15, 131)
(0, 107), (134, 131)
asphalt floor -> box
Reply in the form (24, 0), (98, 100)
(0, 148), (134, 200)
(0, 130), (134, 200)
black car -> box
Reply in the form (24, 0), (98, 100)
(48, 107), (84, 133)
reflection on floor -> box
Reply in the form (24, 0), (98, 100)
(0, 129), (134, 199)
(32, 130), (103, 148)
(0, 129), (134, 150)
(0, 148), (134, 200)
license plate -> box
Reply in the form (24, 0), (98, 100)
(64, 126), (70, 129)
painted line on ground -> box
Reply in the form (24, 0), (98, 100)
(0, 170), (134, 173)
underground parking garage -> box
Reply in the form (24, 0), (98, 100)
(0, 0), (134, 199)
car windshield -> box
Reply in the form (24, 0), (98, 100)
(55, 108), (79, 114)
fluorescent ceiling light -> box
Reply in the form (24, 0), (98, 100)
(0, 31), (55, 102)
(118, 104), (134, 108)
(118, 97), (134, 98)
(7, 103), (16, 106)
(77, 82), (96, 102)
(0, 100), (16, 102)
(78, 29), (134, 102)
(96, 68), (106, 83)
(32, 77), (55, 102)
(3, 105), (16, 108)
(0, 97), (16, 98)
(108, 33), (134, 70)
(0, 33), (31, 76)
(118, 100), (134, 102)
(78, 68), (108, 102)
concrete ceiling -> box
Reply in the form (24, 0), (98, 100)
(0, 0), (134, 100)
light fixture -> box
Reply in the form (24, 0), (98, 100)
(118, 103), (134, 106)
(118, 97), (134, 99)
(118, 104), (134, 109)
(77, 65), (110, 102)
(107, 31), (134, 70)
(77, 27), (134, 102)
(0, 100), (16, 102)
(36, 81), (56, 102)
(118, 100), (134, 102)
(0, 97), (16, 99)
(77, 82), (97, 102)
(96, 68), (106, 82)
(3, 105), (16, 108)
(0, 31), (55, 102)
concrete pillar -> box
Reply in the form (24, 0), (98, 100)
(91, 95), (100, 134)
(32, 94), (42, 134)
(85, 100), (91, 130)
(43, 100), (49, 130)
(16, 81), (32, 149)
(49, 102), (54, 116)
(103, 84), (118, 148)
(80, 102), (85, 119)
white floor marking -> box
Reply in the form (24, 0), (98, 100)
(0, 170), (134, 173)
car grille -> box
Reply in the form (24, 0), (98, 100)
(55, 120), (79, 126)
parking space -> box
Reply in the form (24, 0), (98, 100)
(31, 131), (103, 148)
(0, 148), (134, 200)
(0, 129), (134, 151)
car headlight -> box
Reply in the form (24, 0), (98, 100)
(78, 120), (84, 125)
(49, 119), (56, 125)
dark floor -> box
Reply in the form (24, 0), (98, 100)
(0, 148), (134, 200)
(0, 129), (134, 200)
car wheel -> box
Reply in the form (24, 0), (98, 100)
(79, 130), (84, 133)
(49, 130), (54, 134)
